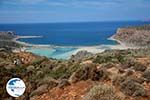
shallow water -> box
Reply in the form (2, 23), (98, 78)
(0, 21), (150, 59)
(26, 47), (77, 59)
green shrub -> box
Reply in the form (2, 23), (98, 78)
(31, 57), (48, 65)
(93, 55), (118, 64)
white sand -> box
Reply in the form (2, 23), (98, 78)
(72, 44), (129, 55)
(12, 35), (138, 59)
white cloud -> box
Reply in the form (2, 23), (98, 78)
(1, 0), (150, 8)
(1, 0), (47, 5)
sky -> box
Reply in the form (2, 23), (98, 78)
(0, 0), (150, 23)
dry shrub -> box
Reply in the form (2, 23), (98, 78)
(83, 84), (123, 100)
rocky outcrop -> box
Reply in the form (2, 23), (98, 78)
(112, 25), (150, 47)
(0, 31), (21, 49)
(0, 31), (16, 40)
(70, 50), (94, 61)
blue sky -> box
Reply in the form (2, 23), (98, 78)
(0, 0), (150, 23)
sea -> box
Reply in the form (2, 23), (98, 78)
(0, 21), (150, 59)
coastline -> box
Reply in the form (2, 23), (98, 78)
(108, 36), (142, 49)
(12, 35), (53, 47)
(107, 36), (128, 47)
(12, 34), (138, 59)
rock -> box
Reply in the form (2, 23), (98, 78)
(30, 84), (48, 97)
(0, 31), (16, 40)
(0, 31), (21, 49)
(70, 50), (93, 61)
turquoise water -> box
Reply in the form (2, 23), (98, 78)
(26, 47), (77, 59)
(0, 21), (150, 59)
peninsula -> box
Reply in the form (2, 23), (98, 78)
(0, 25), (150, 100)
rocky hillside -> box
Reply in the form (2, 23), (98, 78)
(0, 49), (150, 100)
(112, 25), (150, 47)
(0, 31), (22, 50)
(0, 31), (16, 39)
(0, 27), (150, 100)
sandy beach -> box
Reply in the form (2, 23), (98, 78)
(12, 35), (137, 59)
(12, 35), (53, 47)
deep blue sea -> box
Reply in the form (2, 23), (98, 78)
(0, 21), (150, 59)
(0, 21), (150, 46)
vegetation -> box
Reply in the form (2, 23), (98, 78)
(83, 84), (123, 100)
(1, 29), (150, 99)
(113, 25), (150, 47)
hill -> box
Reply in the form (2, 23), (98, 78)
(0, 31), (22, 50)
(0, 26), (150, 100)
(112, 25), (150, 47)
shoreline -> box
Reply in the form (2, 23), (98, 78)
(12, 35), (138, 59)
(107, 36), (128, 47)
(13, 35), (130, 48)
(108, 36), (142, 49)
(12, 35), (53, 47)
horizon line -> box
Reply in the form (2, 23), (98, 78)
(0, 20), (148, 24)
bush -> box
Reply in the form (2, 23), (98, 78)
(112, 74), (126, 86)
(31, 57), (47, 65)
(83, 84), (123, 100)
(142, 68), (150, 82)
(93, 55), (118, 64)
(132, 63), (146, 72)
(101, 62), (115, 69)
(120, 78), (146, 97)
(69, 63), (109, 83)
